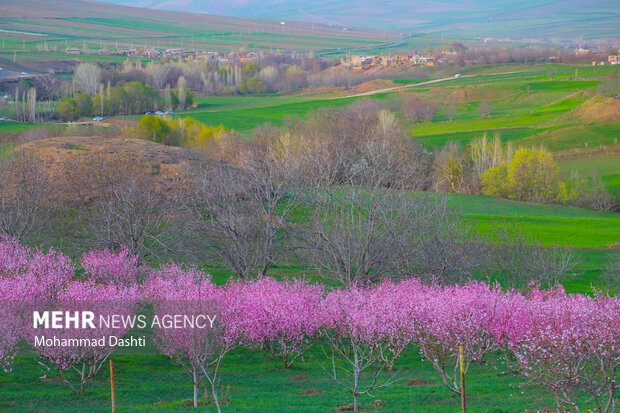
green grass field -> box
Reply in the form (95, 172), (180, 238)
(184, 96), (361, 132)
(559, 156), (620, 197)
(448, 192), (620, 248)
(0, 122), (40, 134)
(172, 64), (620, 153)
(0, 343), (568, 413)
(0, 0), (393, 55)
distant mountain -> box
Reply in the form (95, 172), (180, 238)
(98, 0), (620, 40)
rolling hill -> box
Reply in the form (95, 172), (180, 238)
(97, 0), (620, 41)
(0, 0), (393, 52)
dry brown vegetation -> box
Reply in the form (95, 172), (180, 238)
(566, 97), (620, 123)
(17, 136), (208, 203)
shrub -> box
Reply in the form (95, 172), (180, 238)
(74, 93), (92, 117)
(136, 114), (179, 145)
(55, 97), (78, 121)
(481, 147), (569, 204)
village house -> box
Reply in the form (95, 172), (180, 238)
(348, 53), (437, 71)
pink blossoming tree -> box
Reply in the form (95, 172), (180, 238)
(143, 263), (230, 411)
(319, 285), (404, 412)
(224, 277), (323, 368)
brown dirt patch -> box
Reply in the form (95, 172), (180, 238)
(19, 135), (205, 170)
(17, 136), (226, 203)
(406, 379), (439, 386)
(333, 400), (386, 411)
(288, 375), (310, 382)
(349, 79), (398, 95)
(568, 97), (620, 122)
(300, 388), (326, 395)
(295, 87), (341, 97)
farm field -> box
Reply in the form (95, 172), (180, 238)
(0, 343), (586, 413)
(173, 64), (620, 148)
(0, 123), (39, 134)
(447, 192), (620, 249)
(559, 155), (620, 197)
(0, 0), (394, 56)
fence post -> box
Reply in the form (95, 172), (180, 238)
(459, 345), (466, 413)
(110, 359), (116, 413)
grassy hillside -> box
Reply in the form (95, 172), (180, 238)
(171, 63), (620, 149)
(97, 0), (620, 40)
(559, 156), (620, 197)
(0, 0), (393, 54)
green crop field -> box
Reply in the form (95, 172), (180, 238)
(448, 192), (620, 248)
(0, 0), (393, 56)
(0, 122), (39, 134)
(184, 97), (361, 132)
(560, 156), (620, 197)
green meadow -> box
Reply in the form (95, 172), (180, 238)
(560, 156), (620, 197)
(0, 344), (571, 413)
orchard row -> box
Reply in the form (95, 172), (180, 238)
(0, 237), (618, 412)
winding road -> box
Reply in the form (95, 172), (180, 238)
(335, 70), (526, 100)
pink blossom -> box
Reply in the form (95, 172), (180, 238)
(80, 246), (142, 285)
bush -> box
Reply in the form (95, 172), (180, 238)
(74, 93), (92, 117)
(135, 114), (178, 145)
(481, 148), (569, 204)
(238, 77), (266, 95)
(133, 115), (227, 149)
(55, 97), (77, 121)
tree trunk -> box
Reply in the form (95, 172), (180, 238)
(209, 377), (222, 413)
(193, 367), (199, 407)
(353, 346), (360, 411)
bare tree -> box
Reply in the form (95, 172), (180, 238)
(601, 253), (619, 292)
(0, 149), (50, 242)
(319, 329), (402, 412)
(432, 141), (467, 193)
(77, 157), (176, 257)
(145, 62), (171, 89)
(189, 142), (298, 278)
(571, 170), (617, 212)
(177, 76), (186, 110)
(344, 99), (383, 143)
(73, 63), (102, 95)
(26, 87), (36, 123)
(446, 104), (458, 121)
(477, 101), (493, 118)
(401, 94), (437, 123)
(301, 138), (435, 285)
(394, 197), (485, 285)
(597, 72), (620, 99)
(484, 226), (581, 290)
